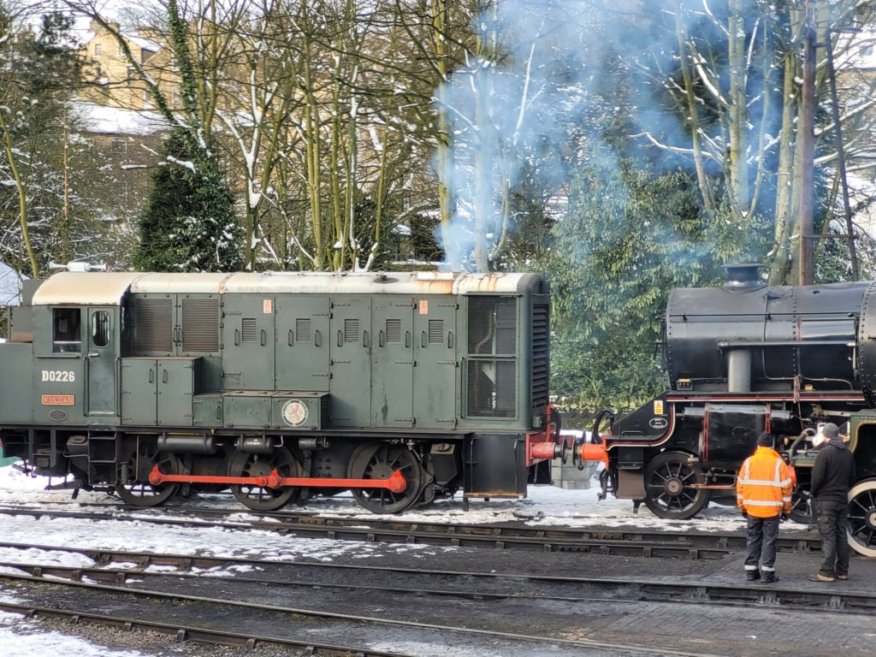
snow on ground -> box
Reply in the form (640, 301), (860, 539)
(0, 461), (810, 545)
(0, 462), (812, 652)
(0, 609), (150, 657)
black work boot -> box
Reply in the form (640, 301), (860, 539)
(760, 571), (778, 584)
(745, 570), (760, 581)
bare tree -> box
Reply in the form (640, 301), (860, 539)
(642, 0), (876, 284)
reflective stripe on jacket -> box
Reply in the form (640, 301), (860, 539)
(736, 446), (793, 518)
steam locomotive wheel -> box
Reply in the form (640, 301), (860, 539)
(348, 443), (425, 514)
(228, 446), (301, 512)
(789, 489), (813, 524)
(848, 480), (876, 557)
(643, 451), (709, 520)
(116, 444), (181, 507)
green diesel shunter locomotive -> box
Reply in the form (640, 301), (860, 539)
(0, 271), (558, 512)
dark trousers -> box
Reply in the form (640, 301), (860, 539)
(745, 514), (780, 571)
(815, 498), (850, 577)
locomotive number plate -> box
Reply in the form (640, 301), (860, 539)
(41, 369), (76, 383)
(41, 394), (75, 406)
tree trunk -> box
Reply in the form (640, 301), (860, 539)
(431, 0), (454, 245)
(727, 0), (749, 215)
(769, 53), (798, 285)
(674, 8), (716, 217)
(302, 33), (324, 270)
(793, 9), (818, 285)
(0, 113), (39, 278)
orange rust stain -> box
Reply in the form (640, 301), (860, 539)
(468, 274), (507, 292)
(415, 279), (454, 294)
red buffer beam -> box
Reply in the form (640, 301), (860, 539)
(526, 403), (564, 466)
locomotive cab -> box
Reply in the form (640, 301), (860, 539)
(32, 304), (120, 424)
(0, 274), (133, 477)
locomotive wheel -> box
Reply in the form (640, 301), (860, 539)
(789, 489), (813, 524)
(848, 479), (876, 557)
(228, 446), (302, 512)
(116, 443), (181, 507)
(643, 451), (709, 520)
(347, 443), (425, 514)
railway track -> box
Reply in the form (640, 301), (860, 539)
(3, 539), (876, 657)
(0, 599), (407, 657)
(0, 502), (822, 557)
(3, 531), (873, 657)
(0, 541), (872, 614)
(0, 568), (724, 657)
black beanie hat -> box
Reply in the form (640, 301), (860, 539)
(757, 432), (774, 447)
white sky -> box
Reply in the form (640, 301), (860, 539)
(0, 262), (24, 306)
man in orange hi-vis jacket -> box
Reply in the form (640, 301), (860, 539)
(736, 432), (794, 584)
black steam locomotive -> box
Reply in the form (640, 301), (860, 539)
(580, 265), (876, 557)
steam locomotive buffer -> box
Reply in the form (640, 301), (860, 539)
(0, 271), (559, 514)
(579, 264), (876, 557)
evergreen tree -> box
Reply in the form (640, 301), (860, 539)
(135, 129), (242, 272)
(0, 9), (119, 275)
(546, 145), (769, 411)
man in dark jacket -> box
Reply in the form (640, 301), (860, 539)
(809, 422), (856, 582)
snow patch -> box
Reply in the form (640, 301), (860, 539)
(71, 102), (169, 136)
(0, 609), (150, 657)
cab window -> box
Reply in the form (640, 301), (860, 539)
(466, 297), (518, 418)
(92, 311), (110, 347)
(53, 308), (82, 353)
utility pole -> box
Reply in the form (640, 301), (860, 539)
(797, 2), (817, 286)
(825, 29), (860, 280)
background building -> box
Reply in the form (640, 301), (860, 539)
(78, 20), (177, 111)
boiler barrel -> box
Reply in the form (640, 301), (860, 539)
(665, 281), (872, 393)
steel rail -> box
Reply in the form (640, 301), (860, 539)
(0, 560), (640, 604)
(0, 505), (742, 559)
(0, 572), (724, 657)
(0, 499), (824, 551)
(0, 600), (411, 657)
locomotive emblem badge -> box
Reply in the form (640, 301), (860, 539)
(281, 399), (309, 427)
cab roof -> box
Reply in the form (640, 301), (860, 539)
(31, 271), (547, 305)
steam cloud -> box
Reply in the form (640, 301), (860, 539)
(433, 1), (839, 270)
